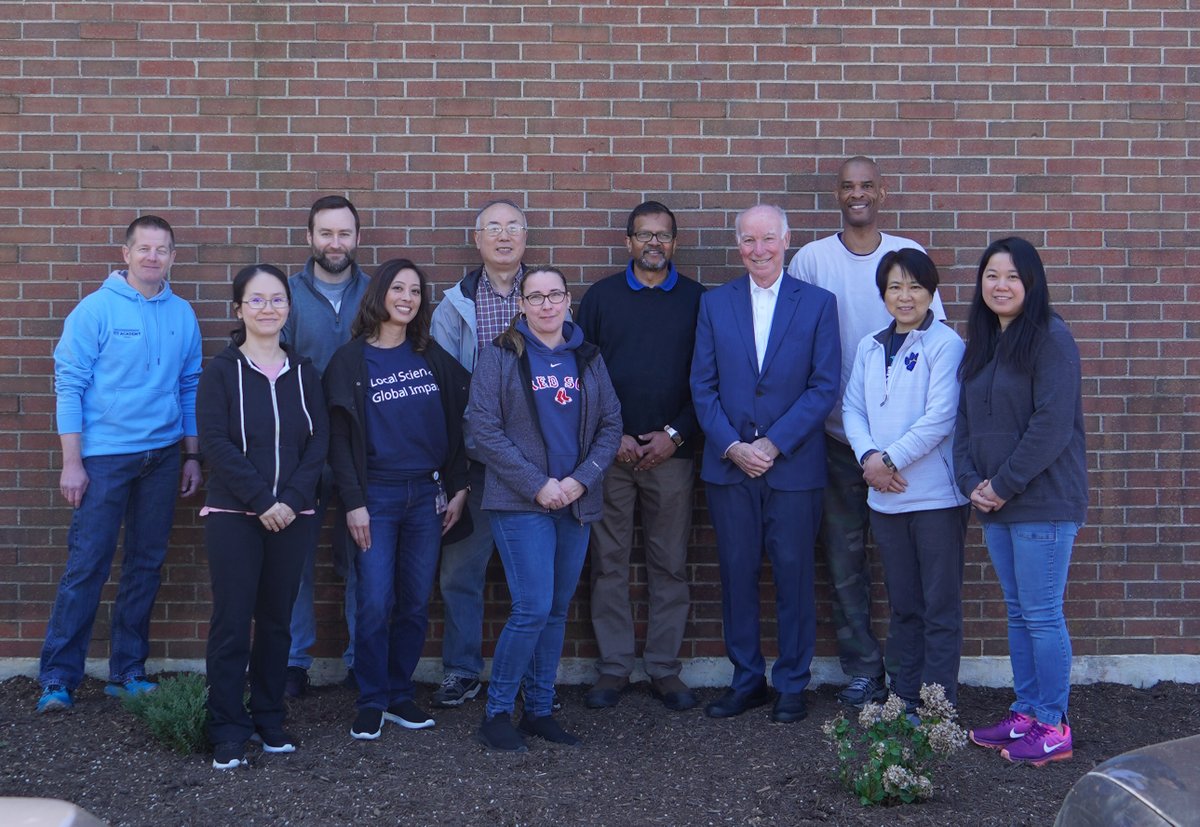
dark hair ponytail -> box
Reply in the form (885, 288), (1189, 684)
(496, 265), (568, 356)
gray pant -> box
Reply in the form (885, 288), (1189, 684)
(870, 505), (969, 706)
(588, 457), (693, 680)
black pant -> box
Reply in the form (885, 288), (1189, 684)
(205, 512), (315, 744)
(870, 505), (969, 706)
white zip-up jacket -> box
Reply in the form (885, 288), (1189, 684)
(842, 312), (968, 515)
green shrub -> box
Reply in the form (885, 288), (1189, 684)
(822, 683), (968, 806)
(122, 673), (209, 755)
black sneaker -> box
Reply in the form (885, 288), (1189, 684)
(837, 675), (888, 708)
(284, 666), (309, 699)
(517, 713), (580, 746)
(432, 674), (482, 708)
(212, 741), (246, 770)
(253, 728), (297, 753)
(383, 699), (435, 730)
(477, 713), (528, 753)
(350, 708), (383, 740)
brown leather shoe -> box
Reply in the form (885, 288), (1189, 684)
(584, 674), (629, 709)
(650, 675), (699, 711)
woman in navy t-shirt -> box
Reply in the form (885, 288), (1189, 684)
(323, 258), (471, 741)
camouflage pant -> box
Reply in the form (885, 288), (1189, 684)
(820, 435), (888, 679)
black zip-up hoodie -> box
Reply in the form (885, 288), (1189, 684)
(197, 343), (329, 515)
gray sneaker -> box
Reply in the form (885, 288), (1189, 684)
(432, 674), (482, 708)
(837, 675), (888, 708)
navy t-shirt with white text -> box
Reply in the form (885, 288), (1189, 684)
(363, 341), (448, 484)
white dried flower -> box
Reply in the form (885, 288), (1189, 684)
(881, 764), (918, 795)
(925, 719), (969, 754)
(858, 702), (883, 727)
(880, 693), (905, 722)
(917, 683), (958, 721)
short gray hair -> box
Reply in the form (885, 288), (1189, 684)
(734, 204), (789, 243)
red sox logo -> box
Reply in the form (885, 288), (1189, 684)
(553, 387), (572, 405)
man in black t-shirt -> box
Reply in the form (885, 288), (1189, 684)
(576, 201), (706, 712)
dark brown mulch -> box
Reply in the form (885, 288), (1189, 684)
(0, 675), (1195, 826)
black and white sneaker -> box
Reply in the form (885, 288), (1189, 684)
(383, 699), (435, 730)
(350, 708), (383, 740)
(212, 741), (246, 770)
(252, 728), (297, 753)
(431, 674), (482, 708)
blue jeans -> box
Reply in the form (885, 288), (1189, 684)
(486, 511), (590, 718)
(40, 447), (181, 690)
(438, 463), (494, 680)
(289, 467), (356, 670)
(353, 478), (443, 711)
(984, 520), (1079, 726)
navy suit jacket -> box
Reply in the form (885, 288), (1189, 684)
(690, 273), (840, 491)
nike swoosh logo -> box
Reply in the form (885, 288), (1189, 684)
(1009, 728), (1023, 739)
(1043, 739), (1068, 754)
(550, 362), (562, 367)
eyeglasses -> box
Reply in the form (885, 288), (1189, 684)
(522, 290), (569, 306)
(631, 231), (675, 244)
(243, 296), (289, 310)
(480, 222), (526, 238)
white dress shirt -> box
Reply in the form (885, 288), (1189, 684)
(749, 272), (782, 370)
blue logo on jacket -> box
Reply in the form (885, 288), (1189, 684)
(904, 352), (919, 371)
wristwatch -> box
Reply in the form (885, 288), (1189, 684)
(880, 451), (897, 472)
(664, 425), (684, 447)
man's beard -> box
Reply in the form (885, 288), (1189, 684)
(314, 250), (354, 275)
(637, 251), (668, 272)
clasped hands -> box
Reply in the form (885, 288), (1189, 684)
(615, 432), (677, 471)
(862, 453), (907, 494)
(969, 479), (1007, 513)
(727, 437), (779, 478)
(535, 476), (585, 511)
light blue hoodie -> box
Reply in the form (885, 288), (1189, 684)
(54, 271), (203, 458)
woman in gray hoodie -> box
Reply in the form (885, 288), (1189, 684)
(466, 266), (622, 752)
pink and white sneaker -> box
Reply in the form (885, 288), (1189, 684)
(1001, 721), (1073, 766)
(969, 711), (1035, 749)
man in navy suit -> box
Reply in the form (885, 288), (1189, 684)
(690, 204), (840, 722)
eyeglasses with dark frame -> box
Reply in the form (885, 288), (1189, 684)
(631, 231), (675, 244)
(522, 290), (569, 306)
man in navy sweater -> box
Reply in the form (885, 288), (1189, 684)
(576, 201), (706, 712)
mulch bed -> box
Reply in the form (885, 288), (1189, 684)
(1, 675), (1196, 826)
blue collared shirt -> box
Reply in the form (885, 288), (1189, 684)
(624, 261), (679, 292)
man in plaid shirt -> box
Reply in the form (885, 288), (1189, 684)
(429, 199), (528, 708)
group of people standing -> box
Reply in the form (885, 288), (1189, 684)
(36, 155), (1087, 770)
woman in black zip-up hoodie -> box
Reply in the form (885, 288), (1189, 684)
(197, 264), (328, 770)
(323, 258), (471, 742)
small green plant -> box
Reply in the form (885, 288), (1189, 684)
(822, 683), (967, 806)
(122, 673), (209, 755)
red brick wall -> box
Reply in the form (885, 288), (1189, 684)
(2, 2), (1197, 669)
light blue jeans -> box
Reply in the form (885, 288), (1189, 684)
(486, 511), (590, 718)
(984, 520), (1079, 726)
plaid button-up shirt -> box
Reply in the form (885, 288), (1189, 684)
(474, 265), (524, 354)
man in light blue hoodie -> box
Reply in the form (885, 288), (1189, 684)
(37, 215), (203, 714)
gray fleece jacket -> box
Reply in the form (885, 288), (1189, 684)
(465, 323), (622, 522)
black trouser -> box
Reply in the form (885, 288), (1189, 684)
(205, 512), (315, 744)
(869, 505), (969, 706)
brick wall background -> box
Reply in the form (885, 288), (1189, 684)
(1, 1), (1196, 676)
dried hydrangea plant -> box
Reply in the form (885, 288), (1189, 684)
(821, 683), (968, 806)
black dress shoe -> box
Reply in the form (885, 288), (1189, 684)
(704, 682), (772, 718)
(771, 692), (808, 723)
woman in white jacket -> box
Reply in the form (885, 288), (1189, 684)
(842, 248), (968, 711)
